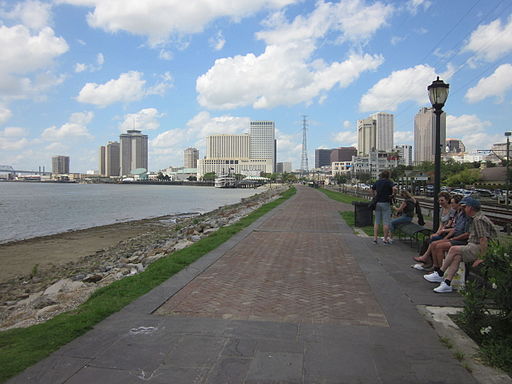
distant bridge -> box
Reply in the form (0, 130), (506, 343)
(0, 165), (51, 175)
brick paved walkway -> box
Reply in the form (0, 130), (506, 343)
(156, 188), (387, 326)
(9, 185), (479, 384)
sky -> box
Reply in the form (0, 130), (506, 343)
(1, 0), (512, 173)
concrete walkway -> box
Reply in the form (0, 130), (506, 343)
(9, 185), (477, 383)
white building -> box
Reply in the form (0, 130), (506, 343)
(120, 130), (148, 176)
(394, 144), (413, 166)
(206, 134), (250, 159)
(357, 112), (394, 155)
(250, 121), (276, 172)
(414, 107), (446, 164)
(332, 161), (352, 176)
(351, 150), (400, 179)
(184, 147), (199, 168)
(198, 158), (272, 177)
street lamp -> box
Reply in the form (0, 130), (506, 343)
(428, 76), (449, 231)
(506, 131), (511, 208)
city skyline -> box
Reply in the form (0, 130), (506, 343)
(1, 0), (512, 173)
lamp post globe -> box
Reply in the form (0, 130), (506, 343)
(427, 76), (449, 231)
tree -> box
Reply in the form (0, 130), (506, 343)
(187, 175), (197, 181)
(157, 172), (165, 181)
(445, 168), (481, 187)
(333, 174), (348, 185)
(356, 171), (372, 184)
(202, 172), (216, 181)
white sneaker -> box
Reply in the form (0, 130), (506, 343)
(434, 281), (453, 293)
(423, 271), (443, 283)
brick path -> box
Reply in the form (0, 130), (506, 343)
(156, 187), (387, 326)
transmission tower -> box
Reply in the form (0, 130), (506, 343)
(300, 115), (309, 175)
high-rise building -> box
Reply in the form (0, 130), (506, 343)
(120, 130), (148, 176)
(184, 147), (199, 168)
(446, 138), (465, 153)
(276, 162), (292, 173)
(206, 134), (250, 159)
(357, 113), (394, 155)
(250, 121), (275, 171)
(315, 149), (332, 168)
(394, 144), (413, 166)
(330, 147), (357, 163)
(105, 141), (120, 176)
(99, 146), (106, 176)
(414, 107), (446, 164)
(52, 155), (70, 174)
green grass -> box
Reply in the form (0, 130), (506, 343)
(0, 186), (296, 383)
(318, 187), (367, 204)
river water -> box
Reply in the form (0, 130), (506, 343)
(0, 182), (262, 244)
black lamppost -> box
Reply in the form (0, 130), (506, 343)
(428, 76), (449, 231)
(506, 131), (511, 208)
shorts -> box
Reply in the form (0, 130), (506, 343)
(461, 243), (480, 263)
(375, 202), (391, 226)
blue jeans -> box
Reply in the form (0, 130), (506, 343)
(390, 214), (412, 232)
(375, 202), (391, 225)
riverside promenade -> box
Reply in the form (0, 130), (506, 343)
(9, 185), (477, 383)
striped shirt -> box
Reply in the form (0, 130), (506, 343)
(468, 211), (498, 244)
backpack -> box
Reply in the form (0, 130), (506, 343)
(415, 201), (425, 226)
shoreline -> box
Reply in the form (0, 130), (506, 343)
(0, 185), (286, 330)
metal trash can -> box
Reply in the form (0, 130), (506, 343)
(352, 201), (374, 227)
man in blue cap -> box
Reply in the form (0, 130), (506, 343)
(424, 197), (497, 293)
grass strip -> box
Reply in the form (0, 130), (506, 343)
(318, 187), (367, 204)
(0, 186), (296, 383)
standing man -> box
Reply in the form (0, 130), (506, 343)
(371, 170), (397, 245)
(424, 197), (498, 293)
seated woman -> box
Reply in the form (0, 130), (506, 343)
(414, 195), (467, 267)
(413, 192), (454, 265)
(389, 189), (416, 242)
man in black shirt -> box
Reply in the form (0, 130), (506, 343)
(371, 170), (396, 244)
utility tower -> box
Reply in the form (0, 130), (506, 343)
(300, 115), (309, 176)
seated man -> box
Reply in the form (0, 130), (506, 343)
(423, 197), (498, 293)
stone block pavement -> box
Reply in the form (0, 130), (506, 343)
(9, 185), (479, 384)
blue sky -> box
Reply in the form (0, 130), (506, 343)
(1, 0), (511, 173)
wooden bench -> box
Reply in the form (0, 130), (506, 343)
(395, 222), (433, 250)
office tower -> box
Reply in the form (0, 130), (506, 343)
(120, 130), (148, 176)
(184, 147), (199, 168)
(357, 113), (394, 155)
(357, 118), (376, 156)
(394, 144), (413, 166)
(276, 162), (292, 173)
(206, 134), (250, 158)
(330, 147), (357, 163)
(250, 121), (275, 171)
(446, 138), (465, 153)
(414, 107), (446, 164)
(99, 146), (106, 176)
(315, 149), (332, 168)
(106, 141), (120, 176)
(52, 155), (69, 174)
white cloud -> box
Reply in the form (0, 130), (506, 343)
(333, 130), (357, 145)
(0, 25), (68, 102)
(74, 63), (87, 73)
(56, 0), (298, 46)
(159, 49), (173, 61)
(465, 64), (512, 103)
(359, 64), (450, 112)
(446, 114), (500, 152)
(0, 127), (27, 138)
(390, 35), (405, 45)
(119, 108), (164, 131)
(405, 0), (431, 15)
(258, 0), (393, 46)
(209, 31), (226, 51)
(96, 53), (104, 65)
(1, 0), (53, 30)
(394, 130), (413, 144)
(0, 136), (29, 151)
(41, 111), (94, 141)
(0, 106), (13, 125)
(76, 71), (171, 107)
(74, 52), (105, 73)
(198, 49), (383, 109)
(343, 120), (352, 129)
(462, 15), (512, 63)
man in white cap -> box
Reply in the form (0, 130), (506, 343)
(424, 197), (498, 293)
